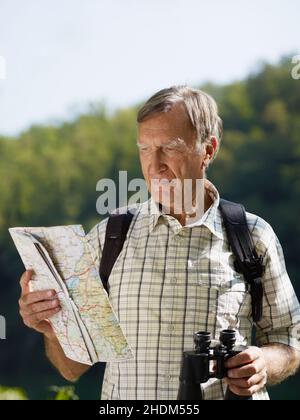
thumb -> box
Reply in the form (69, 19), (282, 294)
(20, 269), (34, 294)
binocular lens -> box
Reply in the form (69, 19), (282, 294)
(220, 329), (236, 349)
(194, 331), (211, 353)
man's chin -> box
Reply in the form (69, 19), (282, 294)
(153, 191), (180, 214)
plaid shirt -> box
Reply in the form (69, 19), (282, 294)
(87, 179), (300, 400)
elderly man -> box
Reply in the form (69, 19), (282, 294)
(19, 86), (300, 400)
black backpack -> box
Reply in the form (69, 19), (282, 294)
(99, 198), (265, 323)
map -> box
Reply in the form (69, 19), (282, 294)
(9, 225), (134, 365)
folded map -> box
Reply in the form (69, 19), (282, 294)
(9, 225), (134, 365)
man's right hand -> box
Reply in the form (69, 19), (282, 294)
(19, 270), (90, 382)
(19, 270), (61, 339)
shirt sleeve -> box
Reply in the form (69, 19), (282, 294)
(85, 218), (109, 269)
(255, 225), (300, 351)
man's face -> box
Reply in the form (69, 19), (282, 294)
(137, 103), (211, 211)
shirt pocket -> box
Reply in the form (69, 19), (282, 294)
(190, 264), (252, 318)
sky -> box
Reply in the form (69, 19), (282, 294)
(0, 0), (299, 136)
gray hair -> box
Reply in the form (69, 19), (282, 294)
(137, 85), (223, 159)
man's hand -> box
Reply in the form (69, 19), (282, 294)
(224, 346), (268, 397)
(19, 270), (61, 339)
(19, 270), (89, 381)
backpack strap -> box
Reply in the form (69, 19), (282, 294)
(219, 198), (265, 323)
(99, 210), (135, 294)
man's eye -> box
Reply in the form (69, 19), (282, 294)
(139, 146), (151, 154)
(163, 146), (177, 153)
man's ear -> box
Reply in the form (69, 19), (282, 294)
(203, 137), (218, 167)
(210, 136), (218, 154)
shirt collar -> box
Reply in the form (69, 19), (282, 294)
(144, 179), (224, 240)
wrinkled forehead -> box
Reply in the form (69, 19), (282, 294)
(138, 104), (195, 142)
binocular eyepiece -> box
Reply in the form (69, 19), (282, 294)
(177, 329), (252, 400)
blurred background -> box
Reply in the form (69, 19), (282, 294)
(0, 0), (299, 400)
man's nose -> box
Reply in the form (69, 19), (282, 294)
(149, 150), (167, 176)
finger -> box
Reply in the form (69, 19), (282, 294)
(23, 307), (61, 328)
(20, 270), (34, 294)
(21, 289), (56, 306)
(227, 377), (267, 397)
(227, 357), (266, 379)
(225, 370), (267, 389)
(225, 347), (261, 369)
(25, 299), (60, 316)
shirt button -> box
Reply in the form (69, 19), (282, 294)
(188, 259), (194, 269)
(170, 277), (177, 285)
(167, 323), (175, 333)
(162, 374), (172, 381)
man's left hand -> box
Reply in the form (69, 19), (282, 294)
(224, 346), (268, 396)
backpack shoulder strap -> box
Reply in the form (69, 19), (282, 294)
(99, 210), (135, 294)
(218, 198), (265, 322)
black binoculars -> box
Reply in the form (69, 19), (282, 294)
(178, 329), (252, 400)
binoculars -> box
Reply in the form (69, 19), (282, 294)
(178, 329), (252, 400)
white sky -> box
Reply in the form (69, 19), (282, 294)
(0, 0), (299, 136)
